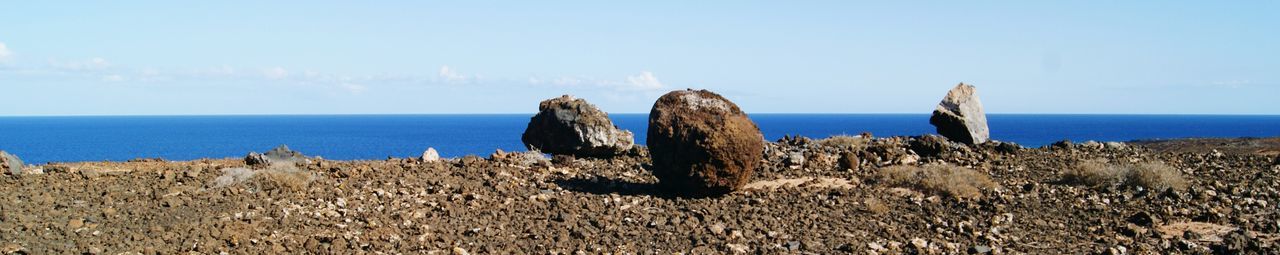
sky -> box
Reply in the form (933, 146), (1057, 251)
(0, 1), (1277, 115)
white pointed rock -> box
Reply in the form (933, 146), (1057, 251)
(929, 83), (990, 145)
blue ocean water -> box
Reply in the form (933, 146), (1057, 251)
(1, 114), (1278, 163)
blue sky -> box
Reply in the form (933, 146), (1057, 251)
(1, 1), (1276, 115)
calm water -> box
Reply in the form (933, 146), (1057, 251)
(1, 114), (1278, 163)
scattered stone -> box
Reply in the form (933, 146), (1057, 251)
(647, 89), (764, 195)
(929, 83), (990, 145)
(969, 245), (992, 254)
(246, 145), (309, 166)
(1, 150), (23, 175)
(838, 151), (860, 171)
(785, 241), (802, 251)
(1050, 140), (1073, 150)
(420, 148), (441, 162)
(785, 152), (805, 169)
(726, 243), (749, 254)
(521, 95), (635, 158)
(1127, 211), (1156, 227)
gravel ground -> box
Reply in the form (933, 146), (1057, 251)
(1, 137), (1277, 254)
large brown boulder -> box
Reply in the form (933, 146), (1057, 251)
(522, 95), (634, 157)
(0, 150), (22, 175)
(929, 83), (990, 145)
(647, 89), (763, 195)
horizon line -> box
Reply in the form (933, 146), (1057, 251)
(2, 112), (1279, 117)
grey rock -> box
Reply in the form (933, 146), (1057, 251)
(245, 145), (309, 166)
(970, 245), (992, 254)
(929, 83), (990, 145)
(522, 95), (634, 157)
(1, 150), (22, 175)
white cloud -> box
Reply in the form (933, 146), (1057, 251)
(262, 67), (289, 79)
(625, 71), (665, 90)
(438, 65), (476, 84)
(528, 71), (667, 91)
(0, 42), (11, 61)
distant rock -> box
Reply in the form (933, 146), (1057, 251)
(929, 83), (990, 145)
(647, 89), (764, 195)
(1, 150), (22, 175)
(421, 147), (441, 162)
(521, 95), (635, 158)
(246, 145), (309, 166)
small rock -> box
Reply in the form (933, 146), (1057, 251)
(0, 150), (23, 175)
(726, 243), (749, 254)
(1104, 142), (1127, 150)
(929, 83), (990, 145)
(867, 242), (887, 252)
(785, 241), (802, 251)
(910, 238), (928, 250)
(969, 245), (992, 254)
(68, 218), (85, 229)
(420, 147), (440, 162)
(1127, 211), (1156, 227)
(838, 151), (860, 171)
(1050, 140), (1073, 150)
(709, 223), (726, 235)
(910, 135), (950, 157)
(451, 247), (470, 255)
(785, 152), (805, 169)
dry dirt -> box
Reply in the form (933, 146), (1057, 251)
(1, 137), (1278, 254)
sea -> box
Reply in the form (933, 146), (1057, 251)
(1, 114), (1279, 164)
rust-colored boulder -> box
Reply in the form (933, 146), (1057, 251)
(647, 89), (763, 195)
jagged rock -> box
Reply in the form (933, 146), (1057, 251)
(648, 89), (764, 195)
(1, 151), (23, 175)
(929, 83), (990, 145)
(421, 148), (441, 162)
(245, 145), (309, 166)
(521, 95), (634, 157)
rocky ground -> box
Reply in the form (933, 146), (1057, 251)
(1, 137), (1278, 254)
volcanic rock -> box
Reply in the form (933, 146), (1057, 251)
(421, 148), (441, 162)
(245, 145), (308, 166)
(929, 83), (990, 145)
(909, 135), (950, 158)
(521, 95), (635, 157)
(1, 150), (22, 175)
(647, 89), (764, 195)
(838, 151), (860, 171)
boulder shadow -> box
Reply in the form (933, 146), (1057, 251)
(553, 176), (722, 199)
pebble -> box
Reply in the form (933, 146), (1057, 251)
(970, 245), (992, 254)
